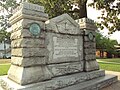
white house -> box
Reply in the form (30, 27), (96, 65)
(0, 41), (11, 58)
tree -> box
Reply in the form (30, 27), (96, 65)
(0, 30), (11, 43)
(29, 0), (73, 18)
(29, 0), (120, 33)
(0, 0), (18, 31)
(96, 32), (107, 58)
(89, 0), (120, 33)
(96, 31), (118, 58)
(105, 39), (118, 58)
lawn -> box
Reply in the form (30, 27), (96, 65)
(0, 59), (11, 76)
(99, 62), (120, 72)
(0, 64), (10, 76)
(98, 58), (120, 72)
(97, 58), (120, 63)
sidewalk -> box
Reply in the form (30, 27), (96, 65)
(101, 71), (120, 90)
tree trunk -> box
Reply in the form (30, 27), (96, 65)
(100, 50), (102, 58)
(101, 51), (104, 58)
(107, 52), (112, 58)
(78, 0), (87, 18)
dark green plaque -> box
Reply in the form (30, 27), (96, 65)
(88, 32), (94, 41)
(29, 23), (41, 36)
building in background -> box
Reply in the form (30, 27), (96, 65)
(0, 41), (11, 58)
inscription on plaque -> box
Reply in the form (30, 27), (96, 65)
(53, 37), (78, 59)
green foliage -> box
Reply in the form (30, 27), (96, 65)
(96, 31), (118, 56)
(29, 0), (73, 19)
(89, 0), (120, 33)
(0, 30), (11, 42)
(0, 0), (18, 31)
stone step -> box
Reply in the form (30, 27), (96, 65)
(0, 71), (117, 90)
(0, 70), (105, 90)
(60, 74), (118, 90)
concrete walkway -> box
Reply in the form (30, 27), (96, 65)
(101, 71), (120, 90)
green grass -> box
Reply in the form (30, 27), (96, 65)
(98, 58), (120, 72)
(99, 62), (120, 72)
(0, 64), (10, 76)
(98, 58), (120, 63)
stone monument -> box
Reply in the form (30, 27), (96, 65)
(0, 2), (117, 90)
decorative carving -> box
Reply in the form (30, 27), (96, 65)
(56, 19), (78, 34)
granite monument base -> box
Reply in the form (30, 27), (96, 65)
(0, 70), (117, 90)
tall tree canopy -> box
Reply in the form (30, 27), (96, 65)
(29, 0), (120, 33)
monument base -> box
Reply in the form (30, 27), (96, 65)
(0, 70), (117, 90)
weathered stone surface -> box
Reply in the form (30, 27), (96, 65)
(21, 2), (45, 12)
(11, 56), (48, 67)
(11, 38), (45, 48)
(60, 75), (117, 90)
(53, 37), (79, 59)
(10, 13), (47, 25)
(76, 18), (95, 24)
(84, 49), (96, 55)
(0, 70), (105, 90)
(84, 30), (96, 36)
(9, 2), (48, 25)
(76, 18), (97, 30)
(85, 54), (96, 60)
(13, 2), (45, 14)
(45, 14), (82, 35)
(11, 19), (45, 32)
(12, 48), (48, 57)
(8, 65), (53, 85)
(48, 62), (83, 77)
(10, 11), (48, 25)
(21, 9), (48, 18)
(84, 42), (96, 48)
(46, 33), (83, 64)
(11, 29), (46, 40)
(85, 60), (99, 71)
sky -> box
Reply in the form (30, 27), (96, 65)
(87, 0), (120, 44)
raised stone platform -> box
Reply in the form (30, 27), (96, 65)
(60, 75), (117, 90)
(0, 70), (117, 90)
